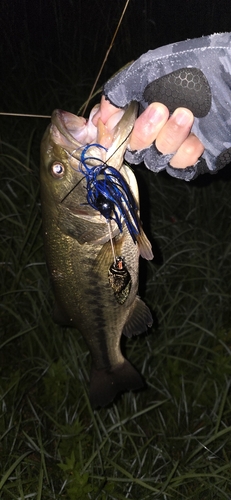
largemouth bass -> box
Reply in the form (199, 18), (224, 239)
(40, 102), (153, 408)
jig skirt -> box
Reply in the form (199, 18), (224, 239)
(79, 143), (140, 243)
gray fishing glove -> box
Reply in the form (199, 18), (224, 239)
(103, 32), (231, 181)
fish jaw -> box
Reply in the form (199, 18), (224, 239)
(50, 101), (138, 167)
(51, 106), (100, 147)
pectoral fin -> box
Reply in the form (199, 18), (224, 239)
(137, 228), (154, 260)
(122, 296), (153, 338)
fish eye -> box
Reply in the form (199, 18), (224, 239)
(50, 162), (65, 178)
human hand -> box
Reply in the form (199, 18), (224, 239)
(93, 96), (204, 170)
(97, 33), (231, 180)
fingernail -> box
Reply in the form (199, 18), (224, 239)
(144, 104), (166, 124)
(173, 109), (192, 126)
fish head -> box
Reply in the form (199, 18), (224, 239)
(40, 102), (138, 245)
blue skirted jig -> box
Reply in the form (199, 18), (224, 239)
(79, 143), (140, 243)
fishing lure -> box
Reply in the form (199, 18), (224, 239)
(108, 256), (132, 304)
(63, 140), (141, 301)
(79, 143), (140, 244)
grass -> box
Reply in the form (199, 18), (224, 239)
(1, 0), (231, 498)
(1, 129), (231, 498)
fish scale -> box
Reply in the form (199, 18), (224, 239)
(40, 102), (153, 408)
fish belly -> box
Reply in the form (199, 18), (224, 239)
(45, 221), (144, 408)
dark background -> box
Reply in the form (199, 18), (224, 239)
(2, 3), (231, 496)
(1, 0), (231, 118)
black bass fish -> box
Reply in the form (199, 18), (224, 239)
(40, 102), (153, 408)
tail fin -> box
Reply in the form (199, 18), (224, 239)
(89, 359), (144, 409)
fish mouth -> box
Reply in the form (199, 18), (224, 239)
(54, 109), (88, 140)
(50, 102), (138, 166)
(50, 106), (114, 149)
(51, 106), (125, 145)
(50, 108), (95, 150)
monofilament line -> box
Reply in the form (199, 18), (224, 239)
(81, 0), (131, 116)
(107, 220), (116, 265)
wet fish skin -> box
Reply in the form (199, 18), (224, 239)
(40, 103), (153, 408)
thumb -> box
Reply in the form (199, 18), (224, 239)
(92, 96), (120, 125)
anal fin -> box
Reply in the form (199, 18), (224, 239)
(122, 296), (153, 338)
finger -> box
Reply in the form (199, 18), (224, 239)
(156, 107), (194, 154)
(92, 96), (119, 125)
(129, 103), (169, 150)
(170, 133), (205, 168)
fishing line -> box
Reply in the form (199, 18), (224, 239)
(60, 144), (107, 204)
(60, 127), (138, 263)
(1, 1), (131, 120)
(81, 0), (131, 116)
(0, 112), (51, 118)
(60, 176), (84, 204)
(107, 220), (116, 265)
(60, 148), (118, 263)
(61, 127), (133, 204)
(106, 127), (134, 166)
